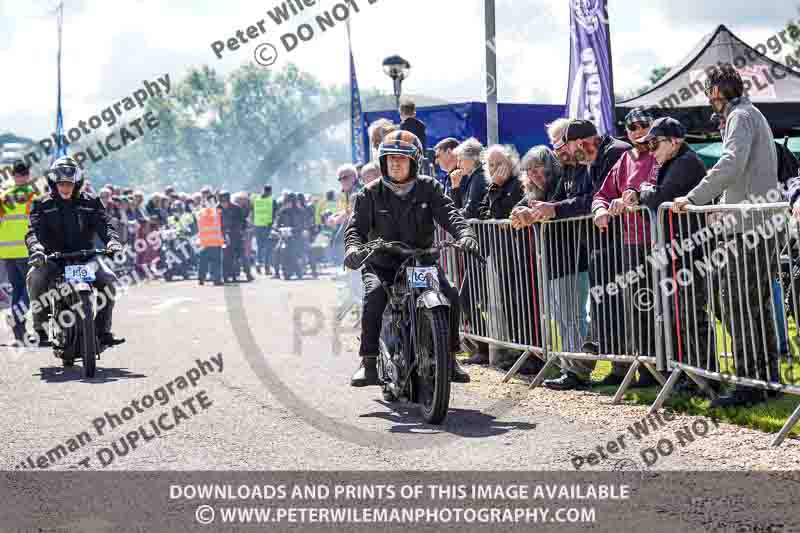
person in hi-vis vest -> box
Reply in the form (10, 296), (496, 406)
(252, 185), (277, 276)
(0, 161), (39, 340)
(196, 195), (224, 286)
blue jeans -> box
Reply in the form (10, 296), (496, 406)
(772, 279), (789, 354)
(4, 258), (30, 338)
(548, 271), (593, 378)
(198, 247), (222, 283)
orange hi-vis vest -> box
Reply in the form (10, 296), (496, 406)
(197, 207), (224, 247)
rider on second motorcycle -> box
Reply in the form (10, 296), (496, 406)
(274, 192), (307, 277)
(343, 131), (479, 387)
(25, 156), (125, 347)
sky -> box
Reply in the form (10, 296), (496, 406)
(0, 0), (798, 140)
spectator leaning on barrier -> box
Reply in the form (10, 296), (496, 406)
(0, 161), (39, 340)
(534, 118), (631, 390)
(513, 145), (587, 374)
(673, 64), (779, 408)
(626, 117), (713, 391)
(589, 106), (660, 388)
(476, 144), (541, 375)
(478, 145), (525, 220)
(510, 122), (592, 389)
(715, 112), (798, 189)
(451, 138), (489, 220)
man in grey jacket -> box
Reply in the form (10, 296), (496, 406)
(673, 64), (779, 407)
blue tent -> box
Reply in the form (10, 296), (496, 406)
(364, 102), (565, 159)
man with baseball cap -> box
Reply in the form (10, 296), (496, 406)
(626, 116), (712, 394)
(540, 119), (632, 386)
(575, 107), (661, 390)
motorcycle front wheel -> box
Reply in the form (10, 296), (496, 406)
(414, 307), (451, 424)
(78, 292), (98, 378)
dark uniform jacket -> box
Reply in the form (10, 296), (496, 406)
(26, 184), (118, 255)
(344, 176), (474, 271)
(220, 204), (246, 236)
(452, 164), (489, 220)
(275, 206), (306, 230)
(554, 136), (631, 219)
(478, 174), (525, 220)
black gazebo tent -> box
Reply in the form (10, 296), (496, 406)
(616, 25), (800, 138)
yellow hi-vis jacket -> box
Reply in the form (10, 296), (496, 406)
(253, 196), (274, 227)
(0, 185), (37, 259)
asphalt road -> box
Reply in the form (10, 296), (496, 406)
(0, 269), (760, 471)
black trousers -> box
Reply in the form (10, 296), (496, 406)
(223, 234), (243, 279)
(359, 265), (460, 357)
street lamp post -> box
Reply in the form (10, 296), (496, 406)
(382, 55), (411, 110)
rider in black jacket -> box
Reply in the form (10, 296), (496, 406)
(343, 131), (479, 387)
(25, 156), (124, 347)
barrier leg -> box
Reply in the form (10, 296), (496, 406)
(772, 403), (800, 447)
(530, 356), (559, 389)
(648, 367), (683, 414)
(502, 349), (531, 383)
(641, 361), (666, 386)
(684, 370), (718, 401)
(612, 361), (639, 404)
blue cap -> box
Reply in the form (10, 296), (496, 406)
(641, 117), (686, 141)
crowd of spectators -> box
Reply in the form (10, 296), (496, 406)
(417, 64), (798, 409)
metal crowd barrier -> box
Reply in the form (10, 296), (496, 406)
(437, 221), (547, 380)
(653, 202), (800, 446)
(532, 207), (665, 402)
(436, 203), (800, 446)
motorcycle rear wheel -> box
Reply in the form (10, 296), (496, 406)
(415, 308), (451, 424)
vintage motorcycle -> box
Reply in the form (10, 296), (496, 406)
(41, 248), (116, 378)
(355, 238), (481, 424)
(274, 226), (307, 280)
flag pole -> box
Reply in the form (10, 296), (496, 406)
(485, 0), (498, 145)
(55, 0), (66, 160)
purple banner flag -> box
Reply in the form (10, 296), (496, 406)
(565, 0), (616, 136)
(347, 22), (367, 165)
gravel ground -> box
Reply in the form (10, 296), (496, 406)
(461, 364), (800, 470)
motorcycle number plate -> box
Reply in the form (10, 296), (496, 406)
(65, 264), (96, 283)
(406, 267), (437, 289)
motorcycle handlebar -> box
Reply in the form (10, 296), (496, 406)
(46, 248), (112, 261)
(361, 240), (485, 263)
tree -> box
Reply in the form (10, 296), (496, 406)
(89, 62), (373, 194)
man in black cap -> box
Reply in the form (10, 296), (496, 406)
(532, 119), (632, 377)
(627, 117), (711, 393)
